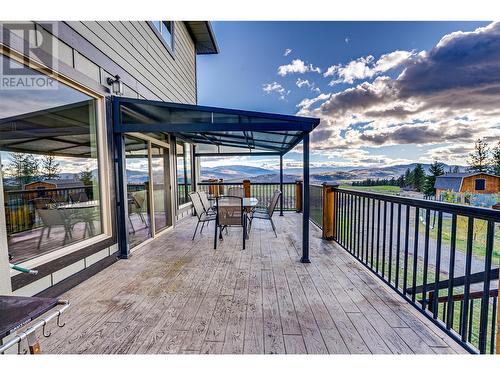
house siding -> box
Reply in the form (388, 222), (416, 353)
(66, 21), (197, 103)
(460, 174), (500, 194)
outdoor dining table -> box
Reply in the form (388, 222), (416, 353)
(57, 200), (100, 236)
(210, 196), (259, 208)
(211, 197), (259, 239)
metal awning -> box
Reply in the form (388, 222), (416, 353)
(114, 97), (320, 156)
(113, 96), (318, 264)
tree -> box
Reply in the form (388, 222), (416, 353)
(412, 164), (426, 192)
(452, 165), (461, 173)
(41, 155), (61, 180)
(468, 138), (489, 173)
(491, 141), (500, 176)
(5, 153), (40, 187)
(79, 168), (93, 186)
(403, 168), (412, 188)
(423, 160), (445, 196)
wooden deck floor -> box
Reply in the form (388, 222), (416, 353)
(40, 213), (467, 354)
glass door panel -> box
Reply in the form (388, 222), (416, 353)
(125, 136), (151, 248)
(151, 145), (171, 233)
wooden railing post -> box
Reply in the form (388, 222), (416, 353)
(218, 179), (224, 196)
(295, 180), (303, 213)
(243, 179), (251, 198)
(321, 183), (338, 240)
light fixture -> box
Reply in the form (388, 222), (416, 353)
(107, 74), (124, 96)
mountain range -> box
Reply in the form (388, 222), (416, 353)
(201, 163), (465, 184)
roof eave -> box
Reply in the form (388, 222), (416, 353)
(184, 21), (219, 55)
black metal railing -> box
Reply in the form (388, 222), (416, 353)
(332, 187), (499, 354)
(197, 181), (297, 210)
(310, 184), (323, 227)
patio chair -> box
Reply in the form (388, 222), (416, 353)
(36, 208), (74, 249)
(214, 196), (247, 250)
(70, 191), (89, 203)
(227, 186), (245, 198)
(189, 192), (216, 241)
(198, 190), (215, 214)
(249, 190), (281, 237)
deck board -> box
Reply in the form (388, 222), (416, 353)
(39, 213), (466, 354)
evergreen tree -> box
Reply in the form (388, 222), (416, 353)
(412, 164), (426, 192)
(41, 155), (61, 180)
(79, 168), (93, 186)
(491, 141), (500, 176)
(468, 138), (489, 173)
(5, 153), (39, 187)
(403, 168), (412, 188)
(423, 160), (445, 196)
(452, 165), (460, 173)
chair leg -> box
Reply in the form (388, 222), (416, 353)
(200, 221), (206, 234)
(214, 222), (218, 249)
(270, 218), (277, 237)
(192, 220), (200, 241)
(243, 219), (246, 250)
(37, 227), (45, 249)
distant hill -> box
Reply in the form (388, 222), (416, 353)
(200, 163), (465, 184)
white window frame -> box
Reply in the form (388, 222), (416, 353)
(0, 48), (113, 273)
(149, 21), (175, 57)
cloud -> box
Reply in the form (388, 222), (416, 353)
(277, 59), (321, 76)
(296, 93), (331, 111)
(295, 78), (321, 93)
(324, 50), (415, 85)
(284, 48), (292, 56)
(262, 81), (290, 100)
(301, 22), (500, 155)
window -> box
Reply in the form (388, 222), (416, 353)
(475, 178), (486, 191)
(176, 141), (192, 207)
(0, 54), (107, 264)
(152, 21), (174, 51)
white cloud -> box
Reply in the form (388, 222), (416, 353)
(324, 50), (415, 85)
(277, 59), (321, 76)
(262, 81), (290, 100)
(284, 48), (292, 56)
(295, 78), (322, 93)
(296, 93), (331, 111)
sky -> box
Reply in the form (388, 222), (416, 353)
(197, 21), (500, 170)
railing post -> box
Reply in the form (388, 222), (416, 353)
(321, 183), (339, 240)
(218, 178), (224, 196)
(295, 180), (303, 213)
(243, 179), (251, 198)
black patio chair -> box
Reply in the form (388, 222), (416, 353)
(214, 196), (247, 250)
(249, 189), (281, 237)
(189, 191), (216, 241)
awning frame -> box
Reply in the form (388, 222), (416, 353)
(111, 96), (318, 263)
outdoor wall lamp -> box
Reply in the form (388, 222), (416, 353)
(107, 74), (124, 96)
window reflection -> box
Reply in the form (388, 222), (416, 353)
(176, 141), (191, 207)
(0, 55), (103, 264)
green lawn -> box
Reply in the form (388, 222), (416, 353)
(340, 184), (402, 195)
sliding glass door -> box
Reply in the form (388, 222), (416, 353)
(151, 145), (171, 233)
(124, 135), (172, 249)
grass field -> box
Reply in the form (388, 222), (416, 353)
(340, 184), (402, 195)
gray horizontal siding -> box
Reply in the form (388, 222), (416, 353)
(66, 21), (196, 104)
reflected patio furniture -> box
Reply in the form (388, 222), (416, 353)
(249, 190), (281, 237)
(69, 191), (89, 203)
(57, 200), (100, 238)
(227, 186), (244, 198)
(128, 192), (148, 233)
(189, 192), (216, 241)
(36, 208), (75, 249)
(214, 196), (247, 250)
(197, 190), (215, 214)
